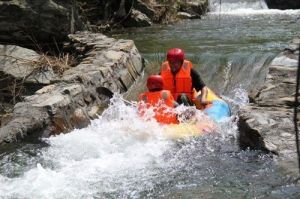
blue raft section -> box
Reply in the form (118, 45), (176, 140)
(204, 100), (231, 122)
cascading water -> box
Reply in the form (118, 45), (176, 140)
(209, 0), (268, 13)
(1, 0), (300, 198)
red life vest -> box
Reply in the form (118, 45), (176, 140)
(138, 90), (178, 124)
(160, 60), (193, 101)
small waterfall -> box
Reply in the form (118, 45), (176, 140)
(209, 0), (268, 13)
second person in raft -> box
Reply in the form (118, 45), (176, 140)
(139, 75), (179, 124)
(160, 48), (208, 108)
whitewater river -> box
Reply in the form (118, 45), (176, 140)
(1, 1), (300, 198)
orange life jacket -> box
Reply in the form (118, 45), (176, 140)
(160, 60), (193, 101)
(138, 90), (179, 124)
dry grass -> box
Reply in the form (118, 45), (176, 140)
(33, 53), (76, 76)
(0, 52), (77, 106)
(0, 103), (13, 127)
(0, 51), (78, 127)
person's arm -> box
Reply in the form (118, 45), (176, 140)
(170, 94), (179, 107)
(162, 90), (179, 107)
(199, 86), (208, 105)
(191, 68), (208, 105)
(191, 68), (205, 91)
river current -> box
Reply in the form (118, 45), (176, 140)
(1, 1), (300, 198)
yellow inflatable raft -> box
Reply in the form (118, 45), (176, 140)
(162, 87), (229, 139)
(162, 118), (216, 139)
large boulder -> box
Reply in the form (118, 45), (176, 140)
(0, 45), (59, 87)
(179, 0), (208, 18)
(176, 12), (195, 19)
(0, 32), (145, 144)
(0, 44), (69, 114)
(265, 0), (300, 9)
(123, 9), (152, 27)
(76, 0), (128, 22)
(0, 45), (40, 79)
(239, 106), (296, 156)
(0, 0), (83, 45)
(76, 0), (154, 28)
(63, 32), (144, 92)
(134, 0), (156, 19)
(76, 0), (209, 28)
(238, 38), (300, 157)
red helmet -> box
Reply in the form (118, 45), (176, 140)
(167, 48), (185, 63)
(147, 75), (164, 91)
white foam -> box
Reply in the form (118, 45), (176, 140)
(0, 97), (174, 198)
(209, 9), (300, 15)
(209, 0), (300, 15)
(210, 0), (268, 12)
(0, 96), (240, 198)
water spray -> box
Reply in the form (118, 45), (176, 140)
(120, 97), (137, 107)
(219, 0), (222, 26)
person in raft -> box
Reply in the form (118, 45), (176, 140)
(160, 48), (208, 108)
(138, 75), (179, 124)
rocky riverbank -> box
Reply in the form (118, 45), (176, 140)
(238, 38), (300, 157)
(0, 32), (144, 144)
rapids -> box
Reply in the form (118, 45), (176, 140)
(1, 0), (300, 198)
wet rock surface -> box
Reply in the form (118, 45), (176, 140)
(238, 38), (300, 157)
(0, 32), (144, 144)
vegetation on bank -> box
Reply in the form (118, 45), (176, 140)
(0, 52), (77, 127)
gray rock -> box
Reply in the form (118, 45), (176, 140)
(0, 32), (145, 144)
(123, 9), (152, 27)
(177, 12), (194, 19)
(238, 39), (299, 157)
(26, 69), (58, 85)
(0, 45), (59, 88)
(270, 55), (298, 67)
(134, 0), (156, 19)
(239, 106), (296, 156)
(0, 0), (83, 45)
(0, 45), (40, 78)
(179, 0), (208, 17)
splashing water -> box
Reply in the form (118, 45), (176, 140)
(0, 97), (168, 198)
(104, 4), (300, 197)
(222, 86), (249, 114)
(0, 93), (240, 198)
(1, 93), (299, 198)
